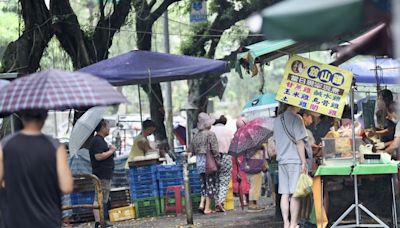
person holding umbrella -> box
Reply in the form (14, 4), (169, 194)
(89, 119), (116, 228)
(0, 109), (74, 228)
(273, 103), (308, 228)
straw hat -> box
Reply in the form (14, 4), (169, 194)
(197, 112), (215, 130)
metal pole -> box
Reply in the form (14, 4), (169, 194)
(138, 85), (143, 123)
(10, 115), (15, 134)
(163, 11), (174, 153)
(184, 109), (193, 225)
(53, 112), (58, 138)
(350, 86), (360, 225)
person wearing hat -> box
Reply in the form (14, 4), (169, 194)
(211, 115), (234, 212)
(189, 112), (219, 214)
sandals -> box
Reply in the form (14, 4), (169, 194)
(215, 204), (225, 213)
(203, 210), (215, 215)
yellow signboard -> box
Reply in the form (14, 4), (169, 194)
(276, 55), (353, 118)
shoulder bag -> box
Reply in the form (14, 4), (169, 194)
(205, 136), (220, 175)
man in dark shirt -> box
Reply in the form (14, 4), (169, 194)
(89, 119), (116, 228)
(0, 109), (73, 228)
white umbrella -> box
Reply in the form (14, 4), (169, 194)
(69, 106), (107, 155)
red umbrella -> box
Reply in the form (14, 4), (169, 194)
(228, 117), (274, 157)
(0, 69), (128, 116)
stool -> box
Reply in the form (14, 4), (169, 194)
(165, 185), (184, 215)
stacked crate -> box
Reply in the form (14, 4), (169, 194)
(69, 177), (95, 223)
(109, 187), (131, 209)
(70, 191), (95, 223)
(129, 164), (160, 218)
(157, 165), (184, 215)
(188, 165), (202, 194)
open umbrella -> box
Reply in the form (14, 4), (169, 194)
(228, 117), (274, 157)
(69, 106), (107, 155)
(241, 93), (279, 120)
(0, 69), (128, 116)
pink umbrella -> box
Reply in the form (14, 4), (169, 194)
(228, 117), (274, 157)
(0, 69), (128, 116)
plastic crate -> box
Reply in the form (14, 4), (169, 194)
(130, 186), (159, 199)
(159, 197), (186, 215)
(134, 197), (161, 218)
(129, 172), (157, 183)
(129, 164), (158, 175)
(109, 204), (135, 222)
(189, 183), (201, 194)
(157, 171), (183, 180)
(70, 191), (95, 205)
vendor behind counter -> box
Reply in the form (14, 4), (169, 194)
(125, 120), (157, 169)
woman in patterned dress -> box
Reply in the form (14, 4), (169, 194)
(190, 112), (219, 214)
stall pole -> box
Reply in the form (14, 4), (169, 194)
(137, 85), (143, 123)
(331, 86), (389, 228)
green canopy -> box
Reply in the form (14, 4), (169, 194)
(261, 0), (364, 40)
(235, 39), (309, 77)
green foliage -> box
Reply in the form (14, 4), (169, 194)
(0, 2), (19, 69)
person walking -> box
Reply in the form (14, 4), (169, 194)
(0, 110), (74, 228)
(89, 119), (116, 228)
(190, 112), (219, 214)
(232, 117), (250, 206)
(211, 115), (234, 212)
(243, 144), (268, 212)
(273, 104), (308, 228)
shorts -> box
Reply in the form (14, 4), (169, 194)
(94, 179), (112, 205)
(278, 164), (301, 195)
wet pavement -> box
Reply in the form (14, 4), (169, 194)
(75, 197), (283, 228)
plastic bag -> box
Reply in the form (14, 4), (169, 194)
(293, 173), (313, 198)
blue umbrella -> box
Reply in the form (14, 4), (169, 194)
(340, 58), (400, 84)
(242, 93), (278, 119)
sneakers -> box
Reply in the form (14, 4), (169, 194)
(94, 222), (113, 228)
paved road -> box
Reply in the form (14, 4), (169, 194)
(75, 198), (283, 228)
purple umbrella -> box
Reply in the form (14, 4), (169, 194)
(0, 69), (128, 116)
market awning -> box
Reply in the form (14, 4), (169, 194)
(331, 23), (392, 66)
(340, 57), (400, 84)
(79, 50), (229, 86)
(235, 39), (316, 77)
(260, 0), (390, 41)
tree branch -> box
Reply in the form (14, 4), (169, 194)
(51, 0), (91, 69)
(92, 0), (133, 61)
(149, 0), (180, 23)
(1, 0), (53, 73)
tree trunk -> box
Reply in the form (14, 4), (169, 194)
(1, 0), (52, 74)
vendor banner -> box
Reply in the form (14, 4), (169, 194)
(276, 55), (353, 118)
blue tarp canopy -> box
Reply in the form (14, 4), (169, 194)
(340, 58), (400, 84)
(79, 50), (229, 86)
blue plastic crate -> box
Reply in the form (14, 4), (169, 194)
(130, 187), (159, 199)
(156, 164), (182, 172)
(130, 182), (158, 193)
(129, 172), (157, 183)
(189, 183), (202, 193)
(129, 164), (158, 175)
(70, 192), (95, 205)
(159, 179), (184, 187)
(157, 171), (183, 180)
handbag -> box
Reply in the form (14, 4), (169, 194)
(240, 149), (267, 174)
(205, 136), (220, 175)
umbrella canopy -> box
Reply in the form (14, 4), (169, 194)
(79, 50), (229, 86)
(228, 117), (274, 157)
(0, 79), (9, 89)
(340, 58), (400, 84)
(69, 106), (107, 155)
(261, 0), (390, 40)
(0, 69), (128, 116)
(242, 93), (278, 120)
